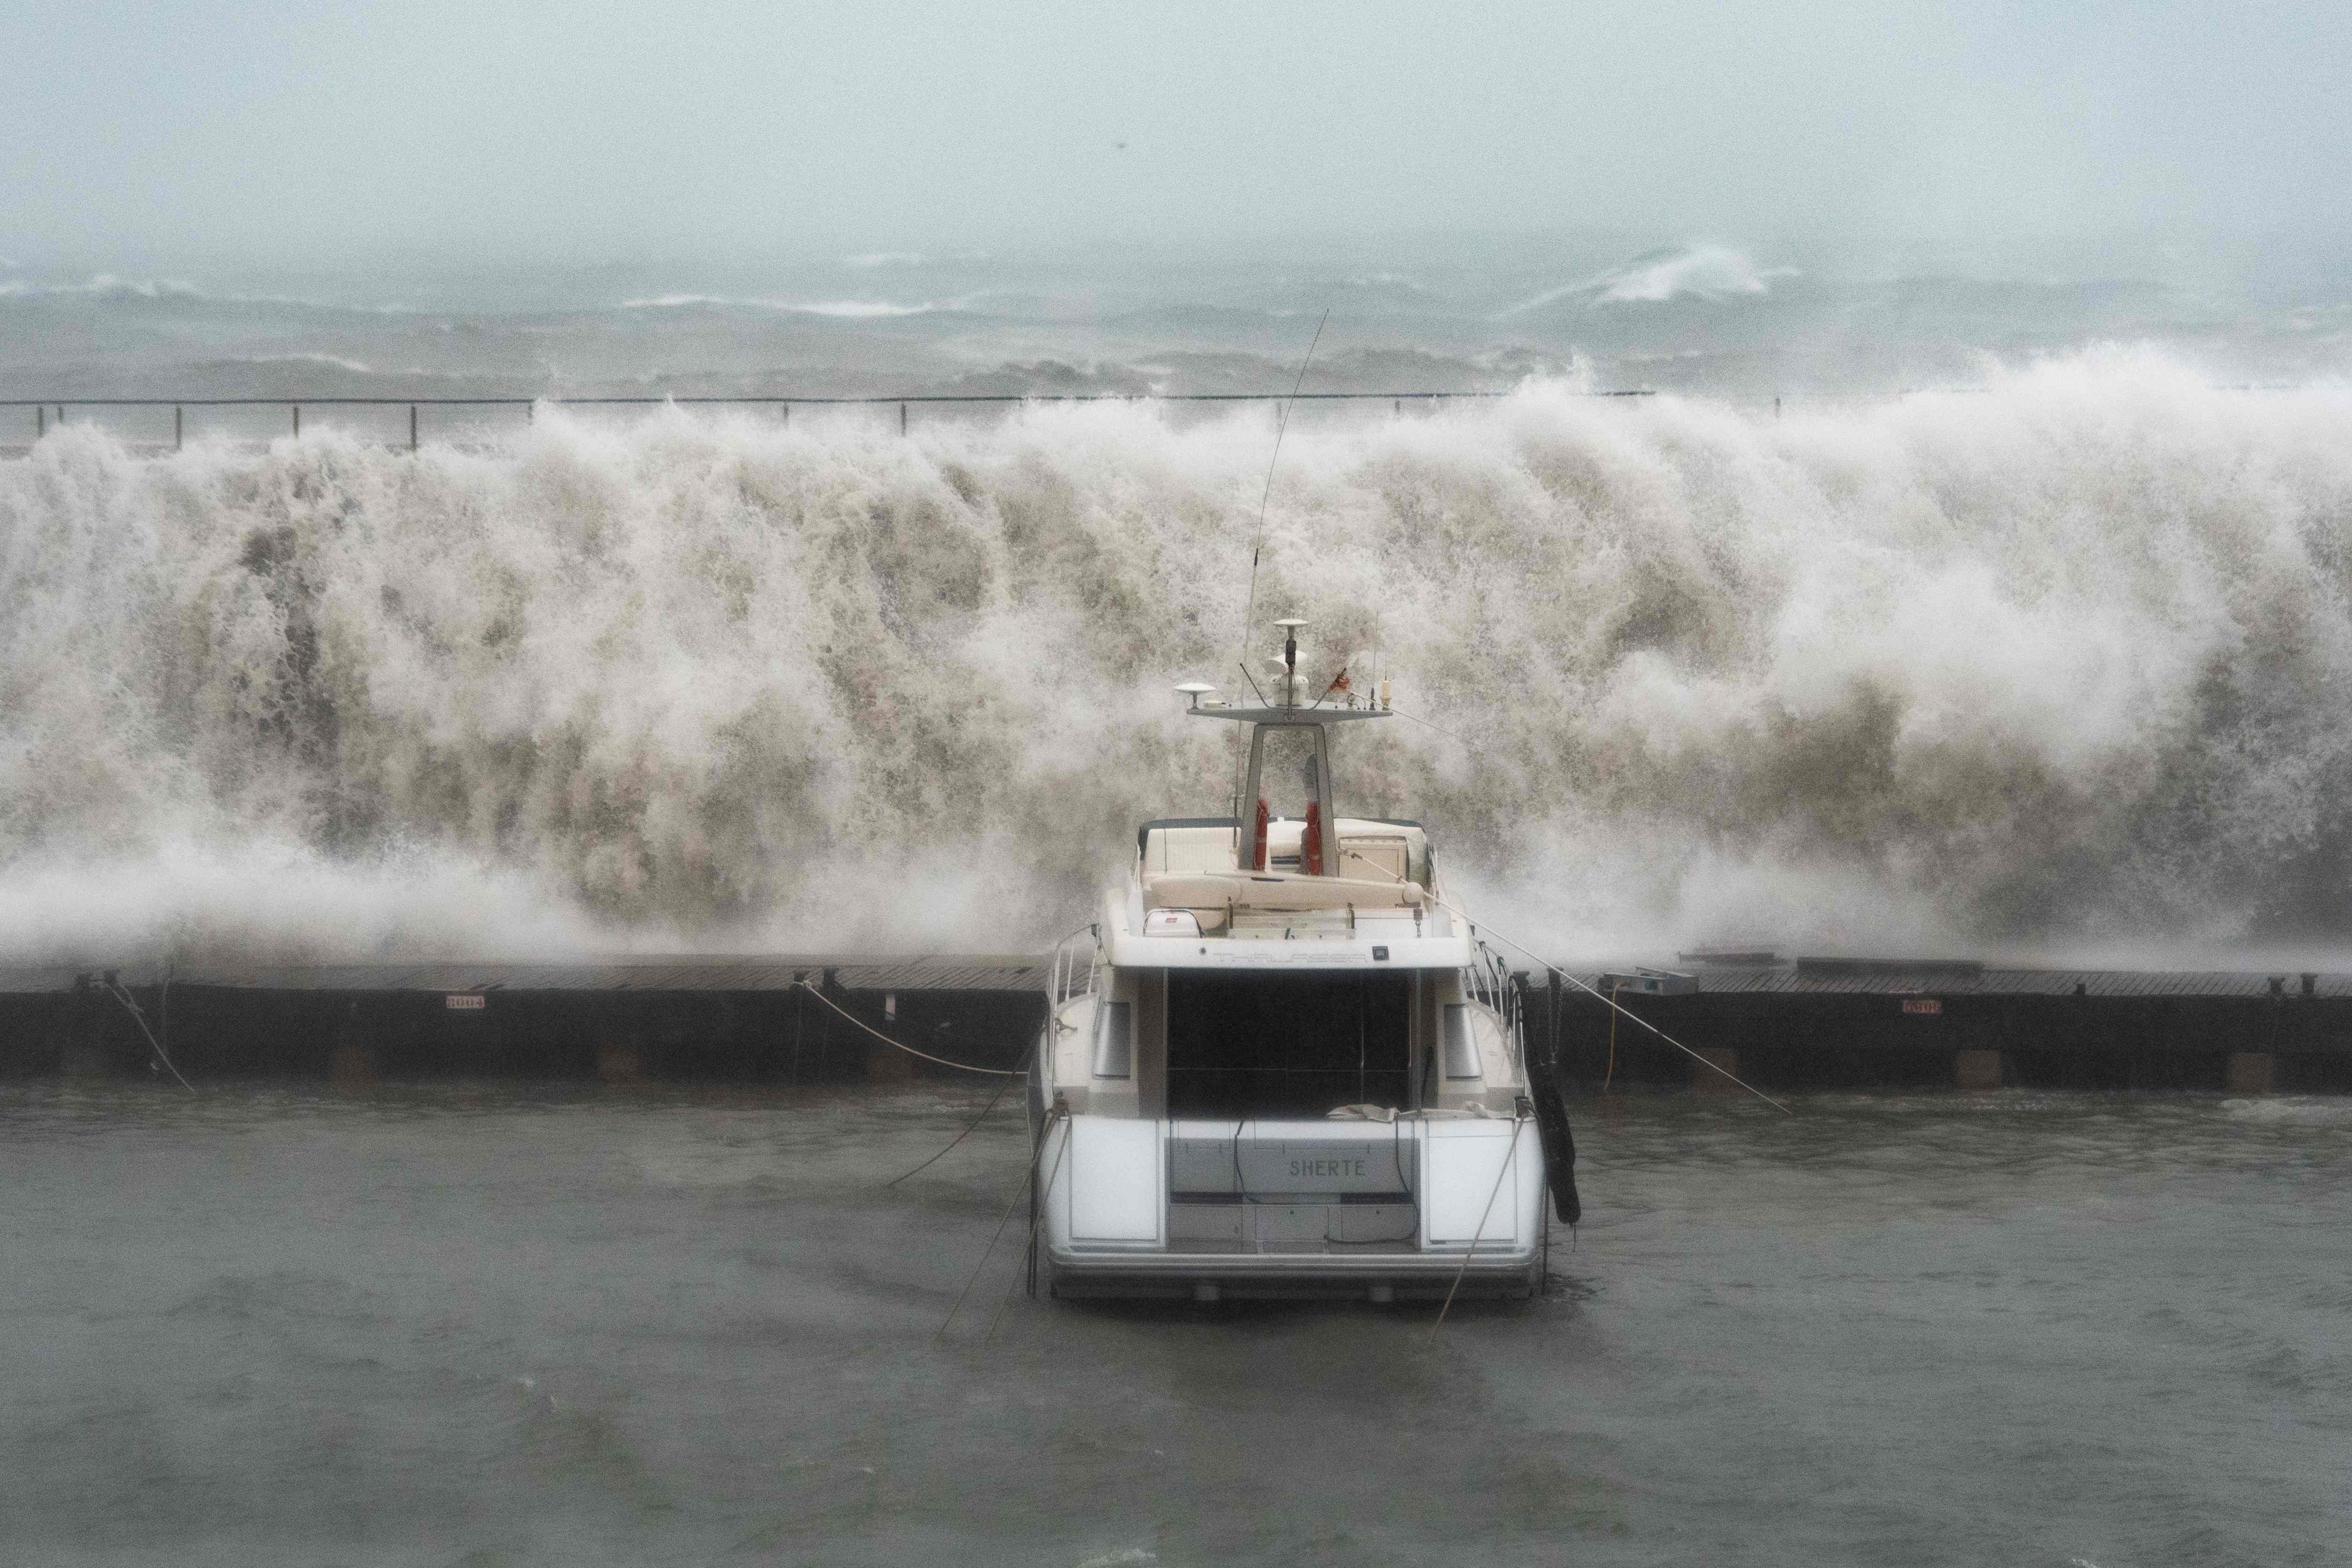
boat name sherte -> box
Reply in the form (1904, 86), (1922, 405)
(1287, 1156), (1369, 1180)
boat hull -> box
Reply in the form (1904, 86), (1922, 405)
(1031, 1112), (1547, 1302)
(1039, 1252), (1544, 1303)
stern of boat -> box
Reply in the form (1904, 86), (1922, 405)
(1027, 920), (1558, 1303)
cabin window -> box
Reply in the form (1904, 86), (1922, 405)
(1092, 1001), (1133, 1079)
(1165, 972), (1411, 1117)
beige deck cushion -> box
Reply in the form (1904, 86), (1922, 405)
(1235, 873), (1424, 911)
(1142, 875), (1240, 910)
(1139, 825), (1243, 876)
(1139, 819), (1428, 885)
(1334, 835), (1409, 883)
(1145, 871), (1423, 913)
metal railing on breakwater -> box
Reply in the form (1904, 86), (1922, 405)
(1, 389), (1659, 452)
(7, 383), (2312, 453)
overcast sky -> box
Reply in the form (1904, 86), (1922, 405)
(4, 0), (2347, 270)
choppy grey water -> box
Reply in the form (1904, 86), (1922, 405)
(3, 1082), (2345, 1566)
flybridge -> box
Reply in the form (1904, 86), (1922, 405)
(1176, 617), (1394, 879)
(1123, 619), (1454, 965)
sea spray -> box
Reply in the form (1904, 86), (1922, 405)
(2, 349), (2347, 964)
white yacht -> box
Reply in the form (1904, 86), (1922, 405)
(1029, 621), (1580, 1302)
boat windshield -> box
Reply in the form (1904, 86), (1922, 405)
(1166, 971), (1412, 1118)
(1252, 727), (1323, 819)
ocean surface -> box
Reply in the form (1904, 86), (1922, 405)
(6, 234), (2351, 407)
(2, 1081), (2345, 1566)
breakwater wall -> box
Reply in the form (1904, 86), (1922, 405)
(1535, 957), (2352, 1094)
(3, 956), (2346, 1093)
(0, 959), (1044, 1086)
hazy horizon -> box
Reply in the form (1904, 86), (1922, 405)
(7, 2), (2352, 267)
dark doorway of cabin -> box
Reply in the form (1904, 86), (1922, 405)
(1165, 971), (1412, 1117)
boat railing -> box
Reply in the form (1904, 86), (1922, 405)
(1465, 940), (1512, 1017)
(1047, 923), (1100, 1013)
(1466, 939), (1524, 1075)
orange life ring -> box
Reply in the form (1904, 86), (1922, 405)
(1250, 797), (1270, 871)
(1303, 801), (1324, 876)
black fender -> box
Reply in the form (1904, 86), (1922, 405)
(1518, 976), (1582, 1225)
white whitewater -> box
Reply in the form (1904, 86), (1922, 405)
(2, 348), (2347, 964)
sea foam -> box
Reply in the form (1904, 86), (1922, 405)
(2, 348), (2346, 964)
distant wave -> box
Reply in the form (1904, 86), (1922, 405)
(0, 273), (418, 316)
(1504, 243), (1795, 314)
(616, 293), (957, 317)
(0, 272), (206, 300)
(790, 298), (956, 318)
(237, 353), (375, 373)
(842, 251), (927, 269)
(1595, 244), (1791, 302)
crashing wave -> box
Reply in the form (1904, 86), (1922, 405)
(616, 293), (956, 317)
(1, 347), (2346, 964)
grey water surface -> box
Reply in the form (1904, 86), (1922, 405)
(3, 1082), (2345, 1566)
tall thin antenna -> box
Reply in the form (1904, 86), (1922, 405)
(1228, 308), (1331, 837)
(1237, 308), (1329, 660)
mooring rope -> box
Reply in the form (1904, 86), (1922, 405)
(1603, 979), (1623, 1094)
(940, 1101), (1066, 1340)
(794, 980), (1024, 1077)
(1334, 847), (1792, 1114)
(100, 979), (194, 1092)
(1428, 1111), (1530, 1345)
(882, 1070), (1018, 1188)
(987, 1122), (1074, 1341)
